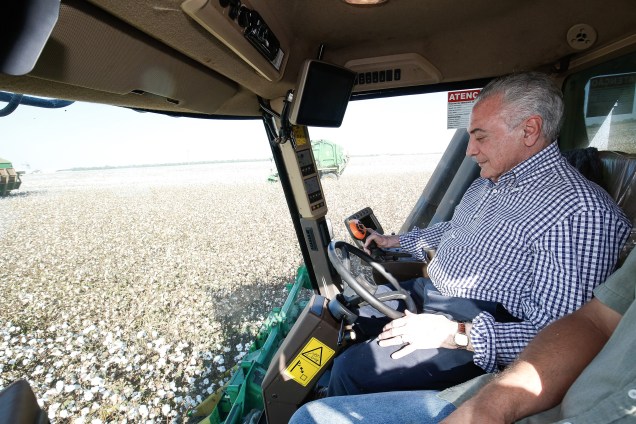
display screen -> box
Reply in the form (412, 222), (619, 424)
(297, 149), (313, 168)
(290, 60), (357, 128)
(304, 176), (320, 195)
(358, 214), (378, 232)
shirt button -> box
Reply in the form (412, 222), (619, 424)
(629, 389), (636, 399)
(492, 189), (498, 194)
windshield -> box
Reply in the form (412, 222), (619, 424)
(0, 90), (452, 422)
(310, 92), (454, 240)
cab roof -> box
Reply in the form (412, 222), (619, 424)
(2, 0), (636, 117)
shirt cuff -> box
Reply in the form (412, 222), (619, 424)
(399, 232), (427, 261)
(470, 312), (497, 373)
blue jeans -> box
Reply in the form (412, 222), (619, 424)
(289, 390), (455, 424)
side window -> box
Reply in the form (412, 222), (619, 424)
(561, 50), (636, 153)
(585, 73), (636, 153)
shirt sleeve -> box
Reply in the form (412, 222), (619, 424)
(593, 247), (636, 315)
(399, 221), (452, 261)
(470, 209), (631, 372)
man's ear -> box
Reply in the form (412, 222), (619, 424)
(522, 115), (543, 147)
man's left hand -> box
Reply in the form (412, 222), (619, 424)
(377, 310), (457, 359)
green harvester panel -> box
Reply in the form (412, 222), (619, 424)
(311, 140), (348, 177)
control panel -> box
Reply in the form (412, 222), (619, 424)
(182, 0), (287, 81)
(280, 126), (328, 219)
(241, 9), (280, 63)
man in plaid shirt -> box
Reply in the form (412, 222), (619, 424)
(327, 72), (631, 396)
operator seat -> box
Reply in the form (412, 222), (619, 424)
(0, 379), (48, 424)
(598, 151), (636, 265)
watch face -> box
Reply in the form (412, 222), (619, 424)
(454, 333), (469, 347)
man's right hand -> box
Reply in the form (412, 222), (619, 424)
(363, 229), (400, 254)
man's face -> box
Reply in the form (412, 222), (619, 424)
(466, 95), (528, 182)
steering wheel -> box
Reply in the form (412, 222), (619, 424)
(327, 240), (417, 319)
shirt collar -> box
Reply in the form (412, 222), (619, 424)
(492, 142), (560, 187)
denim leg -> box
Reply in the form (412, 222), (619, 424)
(353, 278), (425, 338)
(358, 278), (424, 314)
(289, 390), (455, 424)
(327, 336), (483, 396)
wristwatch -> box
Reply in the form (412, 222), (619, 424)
(453, 322), (469, 349)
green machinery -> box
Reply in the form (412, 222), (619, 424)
(269, 139), (348, 182)
(0, 158), (22, 196)
(310, 139), (348, 177)
(188, 266), (313, 424)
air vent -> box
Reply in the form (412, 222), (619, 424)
(354, 68), (401, 86)
(567, 24), (597, 51)
(305, 228), (317, 251)
(346, 53), (441, 91)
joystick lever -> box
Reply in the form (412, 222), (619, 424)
(347, 219), (381, 256)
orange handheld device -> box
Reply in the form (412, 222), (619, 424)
(347, 219), (380, 253)
(348, 219), (368, 241)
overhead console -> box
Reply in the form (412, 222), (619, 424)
(182, 0), (288, 81)
(30, 1), (239, 114)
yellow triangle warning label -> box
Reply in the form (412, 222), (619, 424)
(302, 347), (323, 366)
(285, 337), (336, 387)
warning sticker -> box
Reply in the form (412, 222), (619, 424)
(447, 89), (481, 129)
(285, 337), (335, 387)
(292, 126), (309, 147)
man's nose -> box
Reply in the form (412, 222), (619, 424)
(466, 137), (478, 157)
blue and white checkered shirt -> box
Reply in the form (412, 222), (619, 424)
(400, 142), (631, 372)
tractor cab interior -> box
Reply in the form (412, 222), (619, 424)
(259, 53), (636, 424)
(2, 1), (636, 423)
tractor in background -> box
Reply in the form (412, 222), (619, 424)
(0, 158), (22, 196)
(268, 139), (348, 182)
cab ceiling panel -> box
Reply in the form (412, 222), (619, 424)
(86, 0), (306, 100)
(31, 0), (239, 114)
(279, 0), (636, 89)
(85, 0), (636, 102)
(4, 0), (636, 116)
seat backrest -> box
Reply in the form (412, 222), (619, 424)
(598, 151), (636, 264)
(0, 379), (49, 424)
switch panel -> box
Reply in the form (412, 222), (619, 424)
(182, 0), (287, 81)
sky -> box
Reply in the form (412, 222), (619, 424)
(1, 92), (456, 172)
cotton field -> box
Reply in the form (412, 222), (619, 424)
(0, 156), (435, 423)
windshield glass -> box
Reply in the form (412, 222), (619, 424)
(0, 90), (452, 421)
(310, 92), (454, 239)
